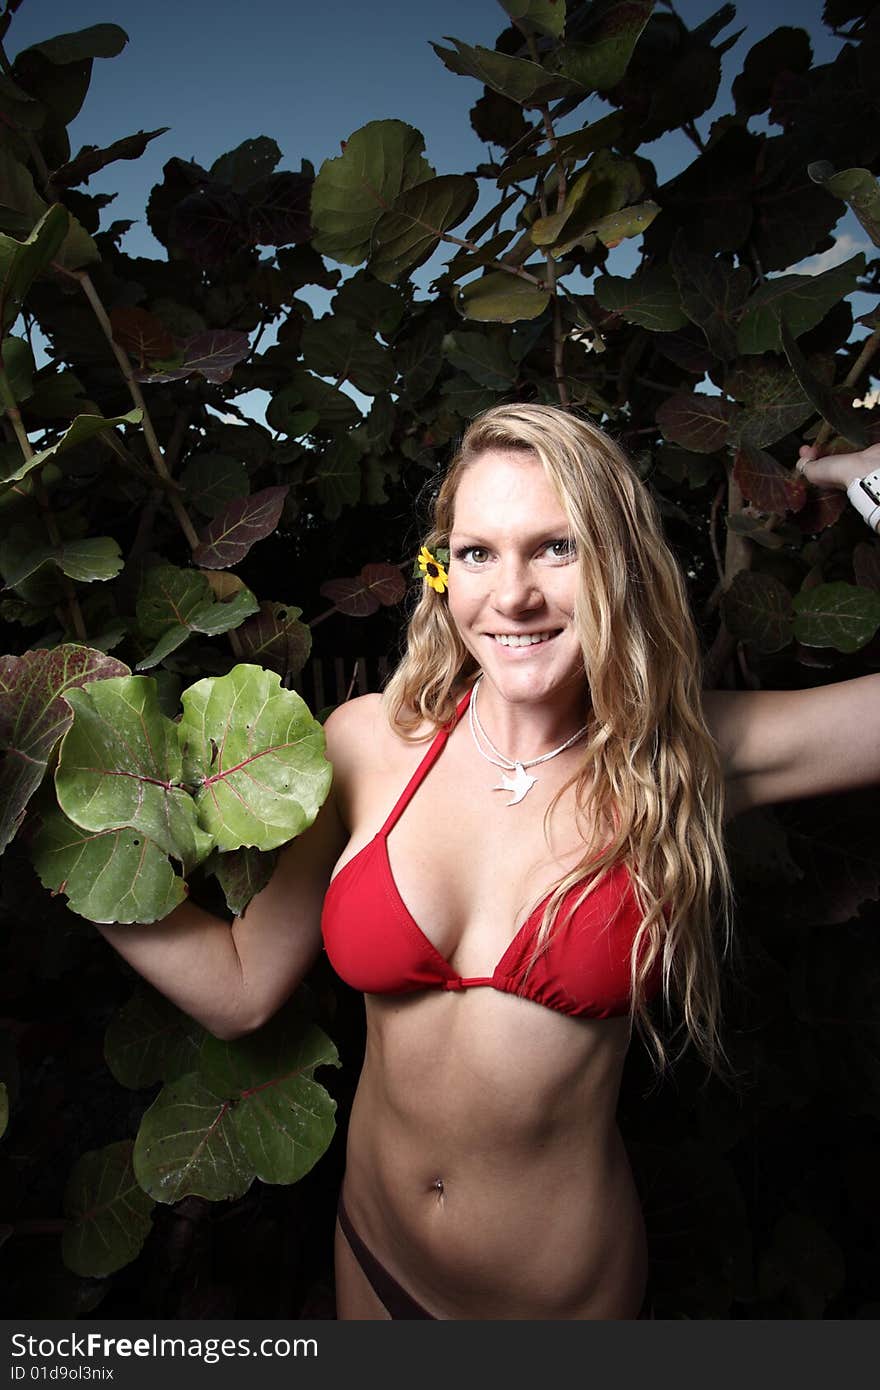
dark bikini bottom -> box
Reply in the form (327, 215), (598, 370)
(336, 1193), (654, 1320)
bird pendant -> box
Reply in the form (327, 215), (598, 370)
(493, 762), (537, 806)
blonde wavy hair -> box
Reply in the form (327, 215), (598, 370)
(383, 402), (735, 1077)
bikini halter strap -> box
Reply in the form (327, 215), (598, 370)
(378, 685), (474, 838)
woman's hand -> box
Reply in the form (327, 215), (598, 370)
(797, 441), (880, 490)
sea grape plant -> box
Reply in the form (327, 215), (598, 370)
(1, 0), (879, 1315)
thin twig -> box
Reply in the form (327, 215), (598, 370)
(72, 268), (201, 550)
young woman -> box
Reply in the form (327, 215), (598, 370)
(98, 407), (880, 1319)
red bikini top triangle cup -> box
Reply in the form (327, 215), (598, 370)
(320, 687), (662, 1019)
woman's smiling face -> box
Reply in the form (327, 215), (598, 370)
(447, 448), (588, 703)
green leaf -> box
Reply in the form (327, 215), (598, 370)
(179, 664), (332, 852)
(595, 267), (688, 331)
(0, 409), (142, 488)
(727, 358), (814, 449)
(670, 241), (751, 361)
(313, 434), (364, 520)
(499, 0), (567, 38)
(19, 24), (128, 65)
(134, 564), (260, 670)
(431, 37), (583, 106)
(133, 1073), (252, 1203)
(498, 112), (627, 185)
(793, 582), (880, 653)
(179, 453), (249, 518)
(722, 571), (794, 653)
(0, 336), (34, 409)
(331, 271), (406, 338)
(808, 162), (880, 248)
(268, 374), (361, 433)
(206, 845), (279, 916)
(210, 136), (282, 192)
(779, 315), (869, 449)
(105, 987), (206, 1089)
(62, 1141), (154, 1278)
(393, 317), (446, 403)
(736, 254), (865, 355)
(0, 153), (99, 272)
(444, 328), (518, 388)
(31, 804), (187, 924)
(198, 1005), (340, 1184)
(55, 675), (214, 872)
(0, 202), (69, 330)
(456, 270), (550, 323)
(369, 174), (479, 284)
(555, 0), (654, 92)
(311, 120), (434, 266)
(0, 525), (124, 588)
(0, 644), (127, 856)
(301, 315), (395, 395)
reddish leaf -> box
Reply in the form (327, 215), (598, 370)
(235, 601), (312, 677)
(0, 645), (129, 854)
(792, 488), (847, 534)
(247, 171), (313, 247)
(109, 307), (175, 366)
(854, 542), (880, 592)
(52, 128), (169, 188)
(136, 330), (251, 385)
(359, 563), (406, 606)
(193, 486), (289, 569)
(734, 445), (807, 514)
(320, 563), (406, 617)
(656, 392), (741, 453)
(319, 577), (380, 617)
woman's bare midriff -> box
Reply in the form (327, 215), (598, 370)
(338, 992), (647, 1319)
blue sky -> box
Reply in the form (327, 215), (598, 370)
(5, 0), (851, 262)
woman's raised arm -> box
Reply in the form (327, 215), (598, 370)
(95, 700), (359, 1039)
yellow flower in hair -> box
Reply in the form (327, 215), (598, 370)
(417, 545), (449, 594)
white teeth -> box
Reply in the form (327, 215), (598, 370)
(493, 631), (558, 647)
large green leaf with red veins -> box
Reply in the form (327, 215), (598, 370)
(104, 986), (207, 1089)
(134, 563), (259, 670)
(234, 601), (311, 678)
(0, 644), (128, 855)
(192, 485), (288, 569)
(62, 1140), (155, 1278)
(54, 676), (213, 872)
(31, 805), (187, 924)
(179, 665), (331, 852)
(310, 120), (435, 266)
(132, 1074), (252, 1203)
(199, 1006), (339, 1185)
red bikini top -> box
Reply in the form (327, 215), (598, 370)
(321, 687), (662, 1020)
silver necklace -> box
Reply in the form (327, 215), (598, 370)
(468, 674), (590, 806)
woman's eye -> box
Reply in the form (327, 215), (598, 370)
(457, 546), (489, 564)
(547, 538), (575, 560)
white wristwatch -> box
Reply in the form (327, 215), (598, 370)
(846, 468), (880, 532)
